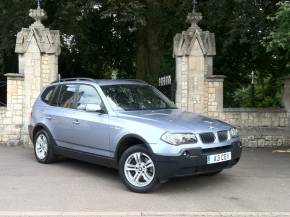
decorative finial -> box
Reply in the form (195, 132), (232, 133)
(186, 0), (202, 31)
(192, 0), (197, 14)
(29, 0), (47, 28)
(37, 0), (41, 9)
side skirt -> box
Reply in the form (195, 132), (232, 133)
(54, 146), (118, 169)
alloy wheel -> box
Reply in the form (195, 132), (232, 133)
(124, 152), (155, 187)
(35, 133), (48, 160)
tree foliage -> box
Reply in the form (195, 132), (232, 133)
(264, 1), (290, 71)
(199, 0), (286, 107)
(265, 2), (290, 50)
(0, 0), (33, 75)
(0, 0), (289, 107)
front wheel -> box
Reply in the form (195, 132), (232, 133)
(119, 145), (160, 193)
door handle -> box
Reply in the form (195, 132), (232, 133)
(46, 115), (52, 120)
(73, 120), (80, 125)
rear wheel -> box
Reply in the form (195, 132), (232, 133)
(119, 145), (159, 193)
(34, 129), (56, 164)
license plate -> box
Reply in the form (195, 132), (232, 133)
(207, 152), (231, 165)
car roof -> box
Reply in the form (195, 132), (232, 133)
(50, 78), (148, 86)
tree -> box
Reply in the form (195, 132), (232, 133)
(102, 0), (191, 85)
(0, 0), (33, 76)
(199, 0), (283, 107)
(0, 0), (288, 107)
(264, 1), (290, 74)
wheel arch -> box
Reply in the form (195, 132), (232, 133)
(32, 123), (53, 143)
(115, 134), (153, 163)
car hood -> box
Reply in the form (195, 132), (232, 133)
(117, 109), (231, 133)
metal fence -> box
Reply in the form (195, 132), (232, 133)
(0, 80), (7, 106)
(157, 75), (176, 102)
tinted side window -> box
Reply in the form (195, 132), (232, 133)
(50, 85), (60, 107)
(41, 86), (56, 105)
(58, 84), (78, 109)
(76, 85), (104, 110)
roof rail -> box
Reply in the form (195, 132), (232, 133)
(122, 79), (147, 84)
(51, 77), (96, 84)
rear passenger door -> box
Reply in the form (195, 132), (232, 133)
(71, 84), (111, 157)
(38, 85), (59, 136)
(50, 84), (79, 148)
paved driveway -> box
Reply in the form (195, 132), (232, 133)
(0, 146), (289, 216)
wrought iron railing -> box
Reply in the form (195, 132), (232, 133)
(158, 75), (176, 102)
(0, 81), (7, 106)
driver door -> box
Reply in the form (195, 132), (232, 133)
(72, 84), (111, 157)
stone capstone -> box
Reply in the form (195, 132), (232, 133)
(15, 28), (60, 55)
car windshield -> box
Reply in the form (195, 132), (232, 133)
(101, 84), (177, 111)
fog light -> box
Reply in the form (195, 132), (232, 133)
(183, 151), (189, 156)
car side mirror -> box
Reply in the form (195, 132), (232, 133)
(85, 104), (102, 113)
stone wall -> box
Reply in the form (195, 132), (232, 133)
(203, 77), (289, 128)
(0, 75), (24, 146)
(239, 127), (290, 148)
(0, 107), (6, 142)
(202, 74), (290, 147)
(223, 109), (290, 147)
(223, 108), (289, 128)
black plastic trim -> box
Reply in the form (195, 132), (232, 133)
(54, 146), (117, 168)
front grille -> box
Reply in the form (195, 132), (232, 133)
(199, 132), (215, 144)
(217, 130), (228, 142)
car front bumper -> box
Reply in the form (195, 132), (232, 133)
(153, 141), (242, 181)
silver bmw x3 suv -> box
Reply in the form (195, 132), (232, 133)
(29, 78), (242, 193)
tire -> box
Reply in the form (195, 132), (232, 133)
(33, 129), (56, 164)
(119, 145), (160, 193)
(202, 170), (223, 176)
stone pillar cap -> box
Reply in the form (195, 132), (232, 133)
(206, 75), (226, 81)
(4, 73), (24, 80)
(15, 5), (61, 55)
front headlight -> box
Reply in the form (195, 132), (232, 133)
(161, 132), (198, 146)
(230, 128), (239, 138)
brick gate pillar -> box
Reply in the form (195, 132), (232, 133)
(15, 5), (61, 144)
(173, 11), (216, 114)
